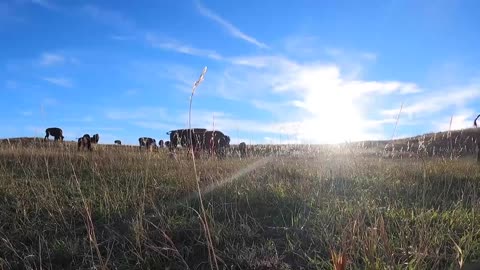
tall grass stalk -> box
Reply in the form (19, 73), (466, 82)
(187, 66), (219, 270)
(390, 102), (403, 142)
(71, 164), (107, 270)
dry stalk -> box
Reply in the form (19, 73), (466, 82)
(187, 66), (219, 270)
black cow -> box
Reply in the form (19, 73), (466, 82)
(139, 137), (156, 150)
(200, 130), (230, 157)
(78, 134), (93, 151)
(158, 139), (164, 148)
(91, 134), (100, 144)
(45, 127), (64, 141)
(114, 140), (121, 145)
(239, 142), (247, 158)
(167, 128), (207, 149)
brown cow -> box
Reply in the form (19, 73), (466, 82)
(78, 133), (100, 151)
(78, 134), (92, 151)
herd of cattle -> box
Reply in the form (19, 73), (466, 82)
(38, 114), (480, 162)
(44, 127), (248, 158)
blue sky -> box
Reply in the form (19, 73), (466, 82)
(1, 0), (480, 145)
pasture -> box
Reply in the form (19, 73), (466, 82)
(1, 137), (480, 269)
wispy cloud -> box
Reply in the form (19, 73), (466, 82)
(145, 33), (223, 60)
(124, 89), (139, 96)
(41, 97), (58, 106)
(435, 110), (477, 131)
(0, 2), (26, 24)
(31, 0), (58, 10)
(20, 111), (33, 117)
(105, 107), (167, 121)
(42, 77), (73, 88)
(381, 85), (480, 117)
(5, 80), (18, 89)
(110, 34), (136, 41)
(39, 52), (64, 66)
(82, 5), (135, 31)
(194, 0), (268, 49)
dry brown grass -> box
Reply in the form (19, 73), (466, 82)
(1, 140), (480, 269)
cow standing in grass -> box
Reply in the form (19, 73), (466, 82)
(91, 134), (100, 145)
(239, 142), (247, 158)
(45, 127), (64, 141)
(78, 133), (99, 151)
(139, 137), (156, 151)
(114, 140), (121, 145)
(158, 139), (164, 148)
(201, 130), (230, 158)
(167, 128), (207, 149)
(78, 134), (93, 151)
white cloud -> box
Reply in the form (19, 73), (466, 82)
(193, 52), (428, 143)
(435, 111), (477, 131)
(146, 33), (223, 60)
(39, 53), (64, 66)
(381, 85), (480, 117)
(194, 0), (268, 49)
(42, 77), (73, 88)
(250, 100), (296, 117)
(229, 55), (296, 69)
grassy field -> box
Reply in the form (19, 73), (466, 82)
(1, 138), (480, 269)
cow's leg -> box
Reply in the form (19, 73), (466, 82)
(477, 143), (480, 163)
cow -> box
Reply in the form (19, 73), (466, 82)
(114, 140), (121, 145)
(165, 141), (171, 148)
(239, 142), (247, 158)
(139, 137), (156, 150)
(158, 139), (164, 148)
(78, 134), (93, 151)
(167, 128), (207, 149)
(78, 133), (99, 151)
(45, 127), (64, 141)
(200, 130), (231, 157)
(91, 134), (100, 144)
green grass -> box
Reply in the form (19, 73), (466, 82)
(1, 142), (480, 269)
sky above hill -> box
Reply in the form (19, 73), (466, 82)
(1, 0), (480, 145)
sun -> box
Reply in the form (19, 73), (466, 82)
(292, 77), (369, 144)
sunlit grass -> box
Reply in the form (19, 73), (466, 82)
(0, 141), (480, 269)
